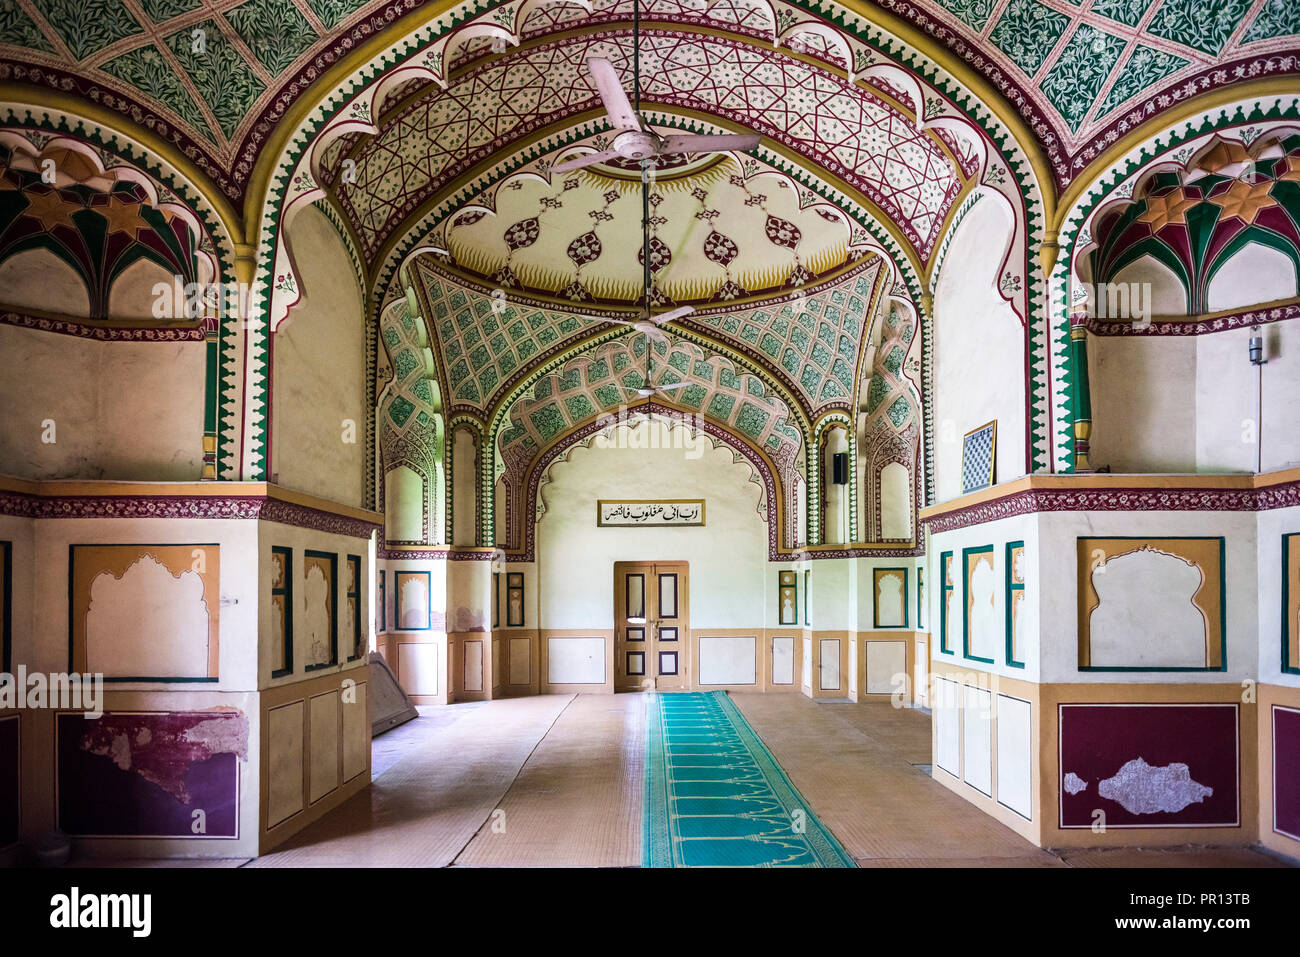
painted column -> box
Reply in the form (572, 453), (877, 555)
(1069, 311), (1093, 472)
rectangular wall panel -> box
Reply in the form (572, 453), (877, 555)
(1272, 705), (1300, 841)
(1058, 703), (1239, 828)
(342, 682), (368, 784)
(0, 715), (18, 849)
(699, 635), (757, 685)
(509, 637), (531, 685)
(463, 639), (484, 692)
(935, 677), (959, 777)
(996, 693), (1032, 820)
(963, 686), (993, 796)
(398, 642), (439, 696)
(865, 640), (907, 695)
(547, 637), (606, 684)
(267, 701), (304, 829)
(819, 638), (841, 691)
(802, 638), (812, 690)
(308, 692), (339, 804)
(772, 636), (794, 685)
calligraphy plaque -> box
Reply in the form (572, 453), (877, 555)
(597, 500), (706, 527)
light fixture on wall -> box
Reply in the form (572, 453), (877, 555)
(1249, 325), (1267, 475)
(1249, 326), (1267, 366)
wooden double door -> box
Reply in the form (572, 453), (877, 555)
(614, 561), (689, 691)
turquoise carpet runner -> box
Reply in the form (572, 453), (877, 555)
(642, 691), (855, 867)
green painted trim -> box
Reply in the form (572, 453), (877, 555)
(1076, 535), (1228, 673)
(804, 568), (811, 627)
(916, 564), (924, 631)
(1285, 533), (1299, 676)
(778, 571), (799, 626)
(1004, 540), (1025, 669)
(873, 566), (910, 629)
(961, 544), (996, 664)
(939, 550), (954, 655)
(302, 549), (339, 672)
(270, 545), (294, 679)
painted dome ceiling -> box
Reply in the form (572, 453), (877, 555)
(0, 0), (1292, 208)
(433, 152), (868, 308)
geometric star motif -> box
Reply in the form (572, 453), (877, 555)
(1135, 189), (1199, 230)
(1213, 179), (1275, 225)
(19, 189), (74, 231)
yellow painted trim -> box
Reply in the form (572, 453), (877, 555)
(919, 465), (1300, 521)
(1053, 79), (1300, 231)
(0, 83), (244, 242)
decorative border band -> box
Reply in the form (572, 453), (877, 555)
(0, 490), (381, 539)
(0, 310), (207, 342)
(1086, 302), (1300, 338)
(924, 480), (1300, 535)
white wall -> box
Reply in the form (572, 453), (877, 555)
(932, 197), (1027, 501)
(272, 205), (366, 506)
(535, 418), (767, 629)
(1089, 319), (1300, 474)
(0, 324), (204, 480)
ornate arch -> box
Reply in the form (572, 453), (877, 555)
(516, 399), (787, 561)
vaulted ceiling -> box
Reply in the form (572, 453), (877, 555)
(2, 0), (1292, 211)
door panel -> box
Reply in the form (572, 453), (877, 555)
(614, 561), (690, 691)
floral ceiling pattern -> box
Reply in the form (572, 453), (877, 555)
(333, 28), (962, 265)
(0, 0), (1293, 211)
(909, 0), (1300, 186)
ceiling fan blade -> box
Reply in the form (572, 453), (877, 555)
(648, 305), (696, 325)
(659, 133), (760, 155)
(587, 57), (641, 132)
(656, 381), (691, 391)
(551, 149), (623, 174)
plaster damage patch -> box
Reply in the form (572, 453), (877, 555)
(1063, 771), (1088, 795)
(78, 712), (249, 805)
(1097, 757), (1212, 815)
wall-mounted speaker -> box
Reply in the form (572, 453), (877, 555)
(832, 452), (848, 485)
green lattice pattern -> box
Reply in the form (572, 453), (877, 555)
(498, 333), (803, 471)
(688, 261), (881, 413)
(421, 269), (604, 409)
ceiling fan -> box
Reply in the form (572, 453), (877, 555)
(551, 0), (759, 175)
(619, 331), (692, 398)
(550, 56), (759, 174)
